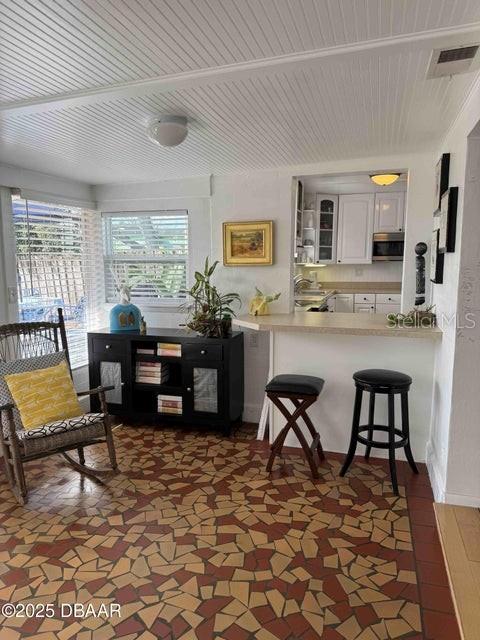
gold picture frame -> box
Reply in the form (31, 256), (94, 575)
(223, 220), (273, 266)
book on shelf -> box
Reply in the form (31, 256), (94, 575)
(136, 348), (155, 355)
(137, 361), (161, 367)
(136, 362), (170, 384)
(157, 342), (181, 357)
(157, 407), (182, 415)
(137, 377), (169, 385)
(157, 394), (182, 412)
(135, 365), (164, 373)
(157, 400), (181, 408)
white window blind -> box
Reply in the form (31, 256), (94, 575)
(103, 211), (188, 305)
(12, 197), (102, 368)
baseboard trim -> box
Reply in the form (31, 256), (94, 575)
(442, 492), (480, 508)
(426, 441), (446, 503)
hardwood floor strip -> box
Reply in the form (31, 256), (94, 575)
(434, 503), (480, 640)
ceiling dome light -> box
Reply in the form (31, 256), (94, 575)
(147, 115), (188, 147)
(370, 173), (401, 186)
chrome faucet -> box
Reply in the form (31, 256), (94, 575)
(294, 274), (313, 294)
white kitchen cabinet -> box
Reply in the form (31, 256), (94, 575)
(315, 194), (338, 264)
(335, 294), (354, 312)
(376, 302), (401, 314)
(354, 303), (376, 313)
(376, 293), (401, 305)
(337, 194), (375, 264)
(374, 192), (405, 233)
(354, 293), (376, 304)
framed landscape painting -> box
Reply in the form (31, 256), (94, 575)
(223, 220), (273, 266)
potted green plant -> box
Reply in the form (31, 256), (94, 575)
(182, 258), (241, 338)
(387, 304), (436, 328)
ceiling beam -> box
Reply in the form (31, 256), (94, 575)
(1, 21), (480, 119)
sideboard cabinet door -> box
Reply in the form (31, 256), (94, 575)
(183, 362), (224, 420)
(89, 338), (130, 414)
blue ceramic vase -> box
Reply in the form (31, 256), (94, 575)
(109, 302), (141, 332)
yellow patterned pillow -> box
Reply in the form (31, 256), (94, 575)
(4, 360), (82, 430)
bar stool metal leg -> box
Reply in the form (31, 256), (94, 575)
(340, 387), (363, 477)
(387, 393), (399, 495)
(364, 391), (375, 460)
(401, 392), (419, 474)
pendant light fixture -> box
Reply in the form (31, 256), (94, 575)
(370, 173), (401, 186)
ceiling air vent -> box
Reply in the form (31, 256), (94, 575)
(427, 44), (480, 78)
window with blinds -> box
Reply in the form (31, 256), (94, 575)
(103, 211), (188, 304)
(12, 197), (101, 368)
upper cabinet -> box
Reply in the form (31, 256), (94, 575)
(315, 194), (338, 264)
(337, 194), (375, 264)
(374, 192), (405, 232)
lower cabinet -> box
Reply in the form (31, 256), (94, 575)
(89, 337), (130, 414)
(183, 362), (223, 417)
(375, 302), (401, 314)
(335, 294), (354, 312)
(354, 303), (376, 313)
(88, 330), (244, 434)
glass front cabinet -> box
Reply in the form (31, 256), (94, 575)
(89, 337), (131, 414)
(315, 194), (338, 264)
(88, 330), (244, 434)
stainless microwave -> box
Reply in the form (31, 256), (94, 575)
(372, 232), (405, 261)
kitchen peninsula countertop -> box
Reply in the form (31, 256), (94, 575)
(234, 312), (441, 339)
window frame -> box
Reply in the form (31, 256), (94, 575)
(10, 196), (99, 370)
(102, 209), (189, 309)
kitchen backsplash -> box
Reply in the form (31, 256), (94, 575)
(296, 262), (403, 283)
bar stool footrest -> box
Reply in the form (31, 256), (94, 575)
(357, 425), (408, 450)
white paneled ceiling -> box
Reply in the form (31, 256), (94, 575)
(1, 0), (480, 183)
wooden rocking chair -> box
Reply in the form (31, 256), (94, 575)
(0, 309), (118, 504)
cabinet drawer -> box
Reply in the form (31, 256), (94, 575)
(184, 343), (223, 361)
(92, 337), (126, 357)
(354, 293), (375, 304)
(376, 293), (401, 304)
(354, 304), (375, 313)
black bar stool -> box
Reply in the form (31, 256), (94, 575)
(340, 369), (418, 495)
(265, 374), (325, 479)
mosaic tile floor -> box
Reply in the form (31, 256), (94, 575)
(0, 423), (459, 640)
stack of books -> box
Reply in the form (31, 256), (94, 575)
(136, 361), (169, 384)
(136, 347), (155, 355)
(157, 394), (182, 415)
(157, 342), (181, 357)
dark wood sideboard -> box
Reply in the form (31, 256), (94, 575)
(87, 329), (244, 434)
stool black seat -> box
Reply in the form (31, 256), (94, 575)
(266, 374), (325, 396)
(265, 374), (325, 479)
(353, 369), (412, 389)
(340, 368), (418, 495)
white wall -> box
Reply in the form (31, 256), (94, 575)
(273, 331), (436, 463)
(427, 76), (480, 506)
(206, 154), (434, 420)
